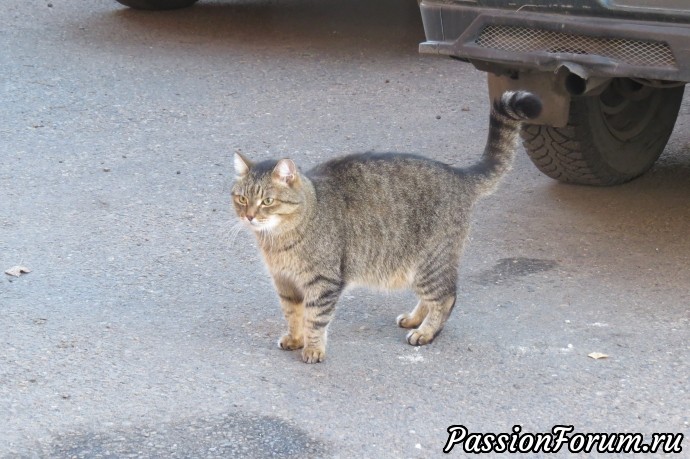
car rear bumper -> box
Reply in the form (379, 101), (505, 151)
(419, 1), (690, 82)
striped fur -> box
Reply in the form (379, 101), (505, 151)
(468, 90), (542, 196)
(231, 91), (541, 363)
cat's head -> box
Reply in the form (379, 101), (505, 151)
(231, 152), (307, 233)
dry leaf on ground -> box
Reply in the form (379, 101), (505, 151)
(588, 352), (609, 360)
(5, 266), (31, 277)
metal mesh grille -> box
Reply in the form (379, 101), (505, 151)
(475, 25), (676, 68)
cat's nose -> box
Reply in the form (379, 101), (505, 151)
(246, 214), (254, 222)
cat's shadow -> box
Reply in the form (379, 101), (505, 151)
(80, 0), (425, 57)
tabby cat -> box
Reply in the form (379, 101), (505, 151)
(231, 91), (541, 363)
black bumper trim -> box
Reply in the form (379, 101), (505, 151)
(419, 2), (690, 82)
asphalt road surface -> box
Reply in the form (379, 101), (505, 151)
(1, 0), (689, 457)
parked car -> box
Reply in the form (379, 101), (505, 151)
(418, 0), (690, 185)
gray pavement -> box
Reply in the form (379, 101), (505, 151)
(1, 0), (688, 457)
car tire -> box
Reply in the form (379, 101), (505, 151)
(115, 0), (199, 10)
(521, 78), (685, 186)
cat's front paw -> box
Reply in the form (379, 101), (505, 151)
(301, 347), (326, 364)
(278, 334), (303, 350)
(406, 329), (434, 346)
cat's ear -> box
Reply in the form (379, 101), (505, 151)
(272, 159), (298, 186)
(233, 152), (252, 178)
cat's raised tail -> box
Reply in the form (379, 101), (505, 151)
(468, 90), (542, 197)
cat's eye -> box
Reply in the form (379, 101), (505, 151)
(236, 195), (248, 205)
(262, 197), (275, 206)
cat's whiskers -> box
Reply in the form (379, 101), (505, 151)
(227, 221), (246, 247)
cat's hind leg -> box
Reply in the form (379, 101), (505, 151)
(396, 301), (428, 329)
(405, 295), (456, 346)
(406, 254), (458, 345)
(273, 275), (305, 350)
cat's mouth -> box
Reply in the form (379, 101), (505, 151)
(246, 218), (263, 227)
(245, 216), (278, 232)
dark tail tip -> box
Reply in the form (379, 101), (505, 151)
(496, 91), (543, 121)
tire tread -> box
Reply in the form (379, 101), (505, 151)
(520, 84), (684, 186)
